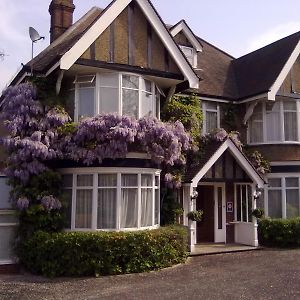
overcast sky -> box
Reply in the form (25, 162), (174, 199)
(1, 0), (300, 92)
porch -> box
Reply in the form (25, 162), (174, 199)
(182, 138), (265, 252)
(190, 243), (262, 256)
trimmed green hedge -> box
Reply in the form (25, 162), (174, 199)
(19, 226), (188, 277)
(258, 217), (300, 247)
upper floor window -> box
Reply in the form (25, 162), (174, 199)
(179, 45), (197, 68)
(74, 73), (160, 121)
(202, 101), (220, 134)
(248, 100), (299, 144)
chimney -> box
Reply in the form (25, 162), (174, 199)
(49, 0), (75, 43)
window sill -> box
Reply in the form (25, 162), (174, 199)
(64, 224), (160, 232)
(248, 142), (300, 146)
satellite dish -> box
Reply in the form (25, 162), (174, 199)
(29, 27), (44, 42)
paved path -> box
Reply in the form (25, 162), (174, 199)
(0, 249), (300, 300)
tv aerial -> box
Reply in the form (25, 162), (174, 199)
(29, 26), (45, 74)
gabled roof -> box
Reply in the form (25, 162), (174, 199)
(184, 138), (265, 188)
(233, 31), (300, 101)
(169, 19), (203, 52)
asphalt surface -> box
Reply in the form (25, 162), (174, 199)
(0, 249), (300, 300)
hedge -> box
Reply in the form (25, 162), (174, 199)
(19, 225), (188, 277)
(258, 217), (300, 247)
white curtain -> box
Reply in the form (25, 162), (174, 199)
(141, 189), (153, 227)
(78, 86), (95, 119)
(284, 111), (297, 141)
(97, 189), (117, 229)
(266, 102), (280, 141)
(121, 189), (138, 228)
(75, 190), (93, 228)
(206, 111), (218, 133)
(268, 190), (282, 218)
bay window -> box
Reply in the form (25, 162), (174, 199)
(266, 176), (300, 219)
(74, 73), (160, 121)
(248, 100), (299, 143)
(62, 169), (160, 231)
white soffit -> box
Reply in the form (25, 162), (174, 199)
(191, 139), (265, 188)
(170, 20), (202, 52)
(268, 39), (300, 101)
(60, 0), (199, 89)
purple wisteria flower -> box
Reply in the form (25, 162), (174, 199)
(40, 195), (62, 211)
(214, 128), (228, 142)
(16, 197), (29, 211)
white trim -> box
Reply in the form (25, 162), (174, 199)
(270, 161), (300, 166)
(191, 139), (265, 188)
(60, 167), (161, 174)
(268, 40), (300, 101)
(0, 260), (17, 265)
(170, 20), (202, 52)
(234, 93), (268, 104)
(60, 0), (199, 89)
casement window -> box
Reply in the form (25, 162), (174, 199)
(74, 73), (160, 121)
(266, 176), (300, 219)
(235, 184), (253, 223)
(179, 45), (197, 68)
(248, 100), (299, 144)
(62, 169), (160, 231)
(202, 102), (220, 134)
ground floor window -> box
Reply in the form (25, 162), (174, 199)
(62, 168), (160, 231)
(235, 184), (253, 223)
(266, 175), (300, 219)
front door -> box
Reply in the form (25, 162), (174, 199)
(196, 184), (226, 243)
(196, 185), (214, 242)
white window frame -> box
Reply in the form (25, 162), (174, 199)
(61, 167), (160, 232)
(179, 45), (197, 68)
(234, 183), (253, 223)
(248, 100), (300, 145)
(202, 101), (220, 134)
(74, 73), (160, 121)
(265, 173), (300, 219)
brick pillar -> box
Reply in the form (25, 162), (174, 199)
(49, 0), (75, 43)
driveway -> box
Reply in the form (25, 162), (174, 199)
(0, 249), (300, 300)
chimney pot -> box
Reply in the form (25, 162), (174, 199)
(49, 0), (75, 43)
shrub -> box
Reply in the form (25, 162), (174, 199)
(19, 226), (188, 277)
(187, 210), (203, 222)
(258, 217), (300, 247)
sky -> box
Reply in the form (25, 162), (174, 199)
(1, 0), (300, 92)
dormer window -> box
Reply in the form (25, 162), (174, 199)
(74, 73), (160, 121)
(179, 45), (197, 68)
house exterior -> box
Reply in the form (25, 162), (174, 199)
(1, 0), (300, 266)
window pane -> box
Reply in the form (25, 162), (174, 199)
(121, 174), (138, 186)
(236, 186), (241, 221)
(268, 190), (282, 218)
(0, 177), (11, 209)
(99, 87), (119, 114)
(283, 101), (296, 111)
(78, 87), (95, 118)
(249, 113), (263, 143)
(141, 91), (153, 117)
(141, 174), (152, 187)
(77, 175), (93, 187)
(98, 174), (117, 187)
(247, 186), (253, 222)
(122, 89), (138, 118)
(97, 189), (117, 229)
(141, 79), (152, 92)
(217, 187), (222, 229)
(284, 112), (297, 141)
(242, 186), (247, 222)
(266, 112), (280, 142)
(155, 89), (160, 118)
(100, 73), (119, 87)
(205, 102), (218, 111)
(155, 189), (160, 224)
(155, 176), (159, 187)
(121, 189), (138, 228)
(206, 111), (218, 132)
(75, 190), (92, 228)
(286, 189), (299, 218)
(122, 75), (139, 89)
(141, 189), (153, 227)
(286, 178), (299, 188)
(268, 178), (281, 187)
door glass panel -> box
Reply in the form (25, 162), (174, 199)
(217, 187), (222, 229)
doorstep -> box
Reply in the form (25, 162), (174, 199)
(189, 243), (263, 256)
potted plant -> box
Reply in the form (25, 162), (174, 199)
(252, 208), (264, 219)
(187, 210), (203, 222)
